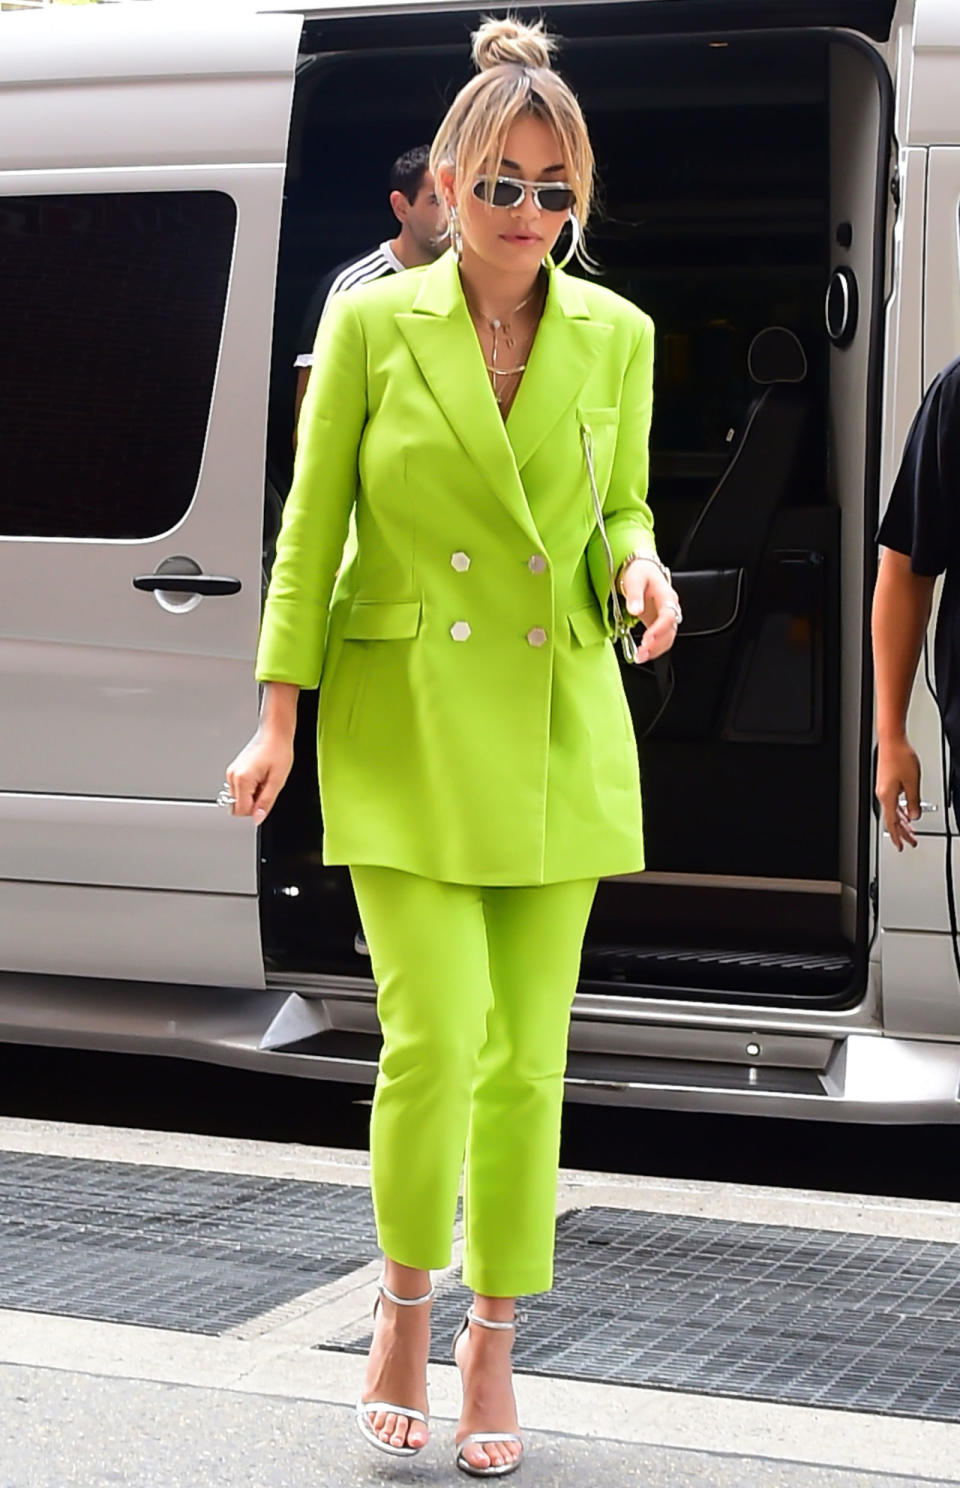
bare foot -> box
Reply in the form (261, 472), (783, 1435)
(454, 1314), (523, 1473)
(359, 1287), (432, 1451)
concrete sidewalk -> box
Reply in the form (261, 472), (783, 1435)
(3, 1117), (960, 1487)
(2, 1364), (956, 1488)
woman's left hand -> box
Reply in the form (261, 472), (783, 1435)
(621, 561), (682, 664)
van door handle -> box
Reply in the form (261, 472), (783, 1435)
(133, 574), (241, 596)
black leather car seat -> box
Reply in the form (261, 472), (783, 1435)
(627, 326), (812, 740)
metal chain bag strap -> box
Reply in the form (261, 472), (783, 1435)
(580, 422), (641, 665)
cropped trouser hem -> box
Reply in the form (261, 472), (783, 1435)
(373, 1236), (556, 1299)
(375, 1230), (455, 1276)
(460, 1259), (556, 1299)
(350, 867), (597, 1300)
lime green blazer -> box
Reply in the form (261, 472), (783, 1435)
(255, 249), (658, 885)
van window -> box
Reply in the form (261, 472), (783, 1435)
(0, 190), (236, 540)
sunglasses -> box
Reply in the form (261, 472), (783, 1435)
(472, 176), (575, 213)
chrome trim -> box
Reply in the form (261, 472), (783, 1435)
(264, 970), (878, 1036)
(0, 974), (952, 1121)
(607, 871), (843, 893)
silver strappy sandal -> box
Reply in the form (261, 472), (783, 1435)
(451, 1306), (525, 1479)
(356, 1275), (435, 1458)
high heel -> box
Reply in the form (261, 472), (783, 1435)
(451, 1306), (525, 1479)
(356, 1275), (435, 1458)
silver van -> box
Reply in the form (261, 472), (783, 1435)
(0, 0), (957, 1120)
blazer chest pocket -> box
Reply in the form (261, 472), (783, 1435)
(342, 599), (422, 641)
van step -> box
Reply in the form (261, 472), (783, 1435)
(580, 943), (855, 1004)
(268, 1027), (826, 1105)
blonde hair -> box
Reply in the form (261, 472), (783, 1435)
(429, 14), (595, 263)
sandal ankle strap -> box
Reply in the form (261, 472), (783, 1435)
(466, 1304), (526, 1331)
(378, 1276), (435, 1308)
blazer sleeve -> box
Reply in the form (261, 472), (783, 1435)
(586, 312), (659, 622)
(255, 293), (368, 688)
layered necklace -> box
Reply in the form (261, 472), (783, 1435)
(464, 272), (546, 407)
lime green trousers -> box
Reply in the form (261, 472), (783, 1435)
(350, 866), (598, 1298)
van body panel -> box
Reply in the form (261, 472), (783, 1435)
(0, 13), (304, 987)
(0, 795), (256, 895)
(880, 833), (960, 932)
(0, 166), (279, 804)
(923, 150), (960, 381)
(879, 148), (925, 519)
(876, 148), (943, 838)
(0, 883), (264, 989)
(913, 0), (960, 48)
(906, 2), (960, 143)
(881, 930), (960, 1037)
(0, 11), (301, 170)
(265, 0), (900, 42)
(0, 8), (300, 88)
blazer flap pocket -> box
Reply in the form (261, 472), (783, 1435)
(672, 568), (744, 637)
(343, 600), (422, 641)
(577, 405), (618, 427)
(568, 602), (609, 647)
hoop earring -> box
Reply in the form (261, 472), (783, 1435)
(553, 213), (581, 270)
(448, 204), (463, 263)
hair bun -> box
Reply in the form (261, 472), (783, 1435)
(471, 15), (556, 72)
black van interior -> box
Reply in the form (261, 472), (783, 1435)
(260, 11), (890, 1012)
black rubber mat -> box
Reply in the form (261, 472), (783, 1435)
(0, 1151), (378, 1334)
(580, 943), (855, 1003)
(332, 1205), (960, 1422)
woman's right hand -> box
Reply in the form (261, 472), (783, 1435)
(875, 734), (922, 851)
(225, 727), (294, 825)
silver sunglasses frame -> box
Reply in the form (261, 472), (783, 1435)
(472, 175), (576, 212)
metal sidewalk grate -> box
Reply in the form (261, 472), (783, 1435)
(332, 1206), (960, 1422)
(0, 1152), (379, 1334)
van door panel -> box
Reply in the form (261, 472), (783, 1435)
(0, 165), (280, 804)
(924, 151), (960, 382)
(0, 882), (263, 989)
(0, 795), (254, 896)
(0, 12), (303, 986)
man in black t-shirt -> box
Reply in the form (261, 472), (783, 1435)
(873, 356), (960, 850)
(292, 145), (446, 439)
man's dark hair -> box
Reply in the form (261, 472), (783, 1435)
(390, 145), (432, 204)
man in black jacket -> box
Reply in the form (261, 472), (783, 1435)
(873, 356), (960, 849)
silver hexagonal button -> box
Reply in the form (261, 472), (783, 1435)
(526, 626), (548, 647)
(451, 551), (471, 572)
(450, 620), (472, 642)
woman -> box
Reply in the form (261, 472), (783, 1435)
(225, 14), (679, 1479)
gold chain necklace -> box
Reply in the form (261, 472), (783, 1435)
(464, 276), (544, 404)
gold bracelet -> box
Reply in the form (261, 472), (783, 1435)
(617, 551), (672, 597)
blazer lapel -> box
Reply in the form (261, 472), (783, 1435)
(506, 268), (614, 472)
(395, 253), (541, 544)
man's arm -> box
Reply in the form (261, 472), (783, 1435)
(292, 270), (340, 450)
(293, 366), (311, 449)
(872, 546), (936, 850)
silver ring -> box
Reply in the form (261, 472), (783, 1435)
(664, 602), (683, 626)
(216, 784), (237, 809)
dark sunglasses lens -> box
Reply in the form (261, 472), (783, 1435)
(472, 179), (521, 207)
(537, 187), (575, 212)
(490, 179), (523, 207)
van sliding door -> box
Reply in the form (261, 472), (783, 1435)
(0, 8), (302, 988)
